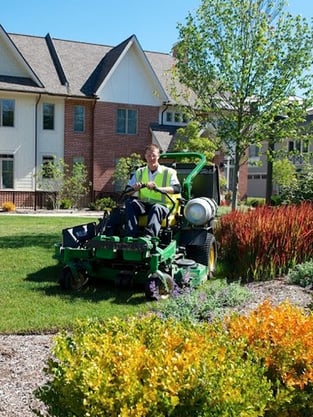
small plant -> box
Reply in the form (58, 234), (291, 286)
(89, 196), (116, 211)
(246, 197), (265, 207)
(1, 201), (16, 212)
(287, 260), (313, 289)
(157, 280), (250, 322)
(59, 198), (72, 209)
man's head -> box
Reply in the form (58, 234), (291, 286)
(144, 144), (160, 171)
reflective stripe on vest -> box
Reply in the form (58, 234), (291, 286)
(136, 166), (171, 206)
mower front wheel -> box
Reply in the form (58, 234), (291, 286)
(145, 273), (174, 301)
(186, 233), (217, 278)
(59, 266), (89, 290)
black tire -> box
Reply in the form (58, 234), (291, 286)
(59, 266), (89, 290)
(186, 233), (217, 277)
(145, 273), (174, 301)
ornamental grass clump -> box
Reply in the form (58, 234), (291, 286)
(226, 301), (313, 417)
(35, 315), (272, 417)
(215, 202), (313, 281)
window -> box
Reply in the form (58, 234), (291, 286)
(74, 105), (85, 132)
(0, 99), (14, 127)
(288, 139), (309, 153)
(0, 154), (14, 188)
(249, 145), (260, 158)
(43, 103), (55, 130)
(174, 112), (181, 123)
(117, 109), (137, 134)
(166, 112), (173, 123)
(165, 110), (188, 125)
(42, 156), (55, 179)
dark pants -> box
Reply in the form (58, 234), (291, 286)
(125, 198), (169, 237)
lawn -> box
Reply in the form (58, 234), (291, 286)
(0, 215), (149, 334)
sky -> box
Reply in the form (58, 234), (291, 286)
(1, 0), (313, 54)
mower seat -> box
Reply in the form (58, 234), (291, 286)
(138, 194), (181, 229)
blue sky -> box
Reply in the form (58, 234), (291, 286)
(1, 0), (313, 53)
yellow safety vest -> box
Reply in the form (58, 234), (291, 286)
(135, 166), (178, 208)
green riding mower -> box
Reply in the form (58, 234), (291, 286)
(54, 152), (221, 300)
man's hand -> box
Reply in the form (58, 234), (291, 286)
(133, 182), (143, 191)
(146, 181), (156, 190)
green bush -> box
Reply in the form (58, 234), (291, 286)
(287, 259), (313, 289)
(59, 198), (72, 209)
(35, 316), (272, 417)
(89, 196), (116, 211)
(245, 197), (265, 207)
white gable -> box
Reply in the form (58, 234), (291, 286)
(0, 26), (42, 85)
(98, 43), (167, 106)
(0, 39), (30, 77)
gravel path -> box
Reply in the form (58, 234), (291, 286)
(0, 278), (312, 417)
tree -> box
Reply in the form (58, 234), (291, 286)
(172, 121), (217, 161)
(112, 153), (144, 191)
(62, 162), (91, 209)
(273, 157), (297, 190)
(174, 0), (313, 208)
(36, 159), (90, 209)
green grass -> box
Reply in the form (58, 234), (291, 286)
(0, 215), (149, 334)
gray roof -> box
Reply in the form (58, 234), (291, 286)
(0, 29), (176, 99)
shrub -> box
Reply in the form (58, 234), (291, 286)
(35, 316), (272, 417)
(287, 260), (313, 289)
(226, 301), (313, 416)
(59, 198), (72, 209)
(215, 202), (313, 281)
(89, 196), (116, 211)
(1, 201), (16, 212)
(246, 197), (265, 207)
(157, 279), (250, 322)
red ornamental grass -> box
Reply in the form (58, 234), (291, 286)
(216, 202), (313, 281)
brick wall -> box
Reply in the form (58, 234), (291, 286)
(64, 98), (95, 178)
(93, 102), (159, 193)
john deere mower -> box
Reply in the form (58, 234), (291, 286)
(54, 152), (220, 300)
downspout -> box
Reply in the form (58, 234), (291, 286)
(91, 98), (97, 203)
(34, 94), (41, 211)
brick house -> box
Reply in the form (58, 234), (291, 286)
(0, 25), (247, 208)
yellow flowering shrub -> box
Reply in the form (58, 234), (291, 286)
(35, 315), (271, 417)
(1, 201), (16, 212)
(226, 301), (313, 416)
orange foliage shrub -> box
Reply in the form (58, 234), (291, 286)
(226, 301), (313, 416)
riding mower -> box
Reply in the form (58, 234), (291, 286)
(54, 152), (220, 300)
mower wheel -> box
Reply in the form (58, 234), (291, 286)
(186, 233), (217, 278)
(145, 273), (174, 301)
(59, 266), (89, 290)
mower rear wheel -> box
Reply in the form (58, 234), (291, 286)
(186, 233), (217, 277)
(59, 266), (89, 290)
(145, 273), (174, 301)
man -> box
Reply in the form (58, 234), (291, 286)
(124, 144), (181, 237)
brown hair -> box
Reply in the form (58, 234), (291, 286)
(144, 144), (160, 154)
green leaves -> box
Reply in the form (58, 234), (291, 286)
(175, 0), (313, 207)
